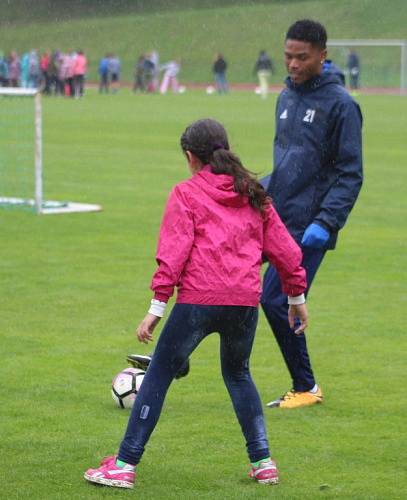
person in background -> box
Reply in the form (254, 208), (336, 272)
(63, 51), (76, 97)
(149, 50), (159, 92)
(213, 53), (228, 94)
(74, 50), (87, 98)
(159, 59), (180, 94)
(108, 54), (121, 93)
(8, 51), (21, 87)
(254, 50), (274, 99)
(133, 55), (146, 92)
(28, 49), (40, 89)
(0, 51), (9, 86)
(261, 19), (363, 409)
(48, 50), (62, 95)
(20, 51), (30, 88)
(57, 51), (68, 96)
(98, 54), (110, 93)
(84, 118), (308, 489)
(346, 49), (360, 91)
(40, 50), (51, 94)
(143, 54), (156, 92)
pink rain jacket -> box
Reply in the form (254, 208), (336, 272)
(151, 165), (306, 306)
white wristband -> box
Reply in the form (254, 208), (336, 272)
(288, 294), (306, 305)
(148, 299), (167, 318)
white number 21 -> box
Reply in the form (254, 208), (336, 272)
(303, 109), (316, 123)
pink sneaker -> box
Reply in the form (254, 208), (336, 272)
(249, 459), (279, 484)
(99, 455), (116, 466)
(84, 457), (136, 489)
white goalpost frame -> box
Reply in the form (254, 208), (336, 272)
(327, 39), (407, 95)
(0, 87), (102, 214)
(34, 89), (43, 213)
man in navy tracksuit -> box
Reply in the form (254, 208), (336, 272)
(261, 20), (363, 408)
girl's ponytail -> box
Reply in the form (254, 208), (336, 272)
(211, 147), (269, 213)
(180, 118), (270, 213)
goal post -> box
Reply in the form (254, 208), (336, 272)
(327, 39), (407, 95)
(0, 87), (102, 214)
(34, 88), (43, 213)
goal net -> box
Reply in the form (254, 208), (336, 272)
(327, 39), (407, 94)
(0, 88), (101, 214)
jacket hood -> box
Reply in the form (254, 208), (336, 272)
(285, 72), (342, 92)
(322, 60), (345, 86)
(192, 165), (248, 208)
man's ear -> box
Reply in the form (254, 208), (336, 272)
(185, 150), (193, 163)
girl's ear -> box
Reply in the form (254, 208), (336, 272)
(185, 150), (202, 173)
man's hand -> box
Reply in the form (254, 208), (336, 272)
(301, 223), (330, 248)
(136, 313), (161, 344)
(288, 303), (308, 334)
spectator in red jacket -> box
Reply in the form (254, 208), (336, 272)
(74, 50), (87, 98)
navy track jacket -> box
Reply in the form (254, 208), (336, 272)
(266, 73), (363, 249)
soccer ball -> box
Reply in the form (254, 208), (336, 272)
(206, 85), (215, 95)
(178, 85), (187, 94)
(111, 367), (145, 409)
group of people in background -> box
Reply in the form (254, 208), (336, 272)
(100, 51), (181, 95)
(0, 47), (360, 98)
(0, 49), (88, 97)
(132, 51), (180, 94)
(214, 48), (360, 98)
(211, 50), (275, 97)
(0, 50), (42, 88)
(133, 51), (159, 93)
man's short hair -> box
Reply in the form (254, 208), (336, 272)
(286, 20), (327, 49)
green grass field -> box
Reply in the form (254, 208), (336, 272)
(1, 89), (407, 499)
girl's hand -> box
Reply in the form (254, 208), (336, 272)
(136, 313), (161, 344)
(288, 303), (308, 335)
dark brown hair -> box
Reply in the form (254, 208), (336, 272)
(180, 118), (270, 213)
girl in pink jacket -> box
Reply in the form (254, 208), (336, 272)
(85, 119), (307, 489)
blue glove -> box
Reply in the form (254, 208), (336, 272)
(259, 174), (271, 190)
(301, 223), (330, 249)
